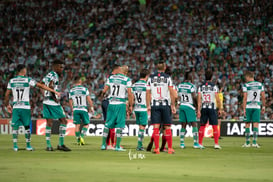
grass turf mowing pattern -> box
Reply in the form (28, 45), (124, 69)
(0, 135), (272, 182)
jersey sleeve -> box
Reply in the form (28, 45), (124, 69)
(127, 78), (132, 88)
(29, 78), (37, 87)
(168, 77), (173, 87)
(146, 77), (151, 90)
(191, 85), (196, 93)
(261, 83), (264, 91)
(197, 85), (201, 93)
(7, 81), (11, 90)
(86, 88), (90, 96)
(68, 90), (72, 99)
(242, 84), (247, 92)
(106, 78), (110, 86)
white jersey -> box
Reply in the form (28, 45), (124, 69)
(147, 72), (173, 106)
(42, 71), (60, 106)
(198, 82), (218, 110)
(242, 81), (264, 109)
(69, 85), (89, 112)
(7, 75), (37, 109)
(177, 82), (196, 110)
(132, 80), (147, 112)
(106, 73), (132, 105)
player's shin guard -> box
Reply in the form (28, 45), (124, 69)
(102, 127), (109, 146)
(192, 127), (198, 145)
(24, 127), (31, 148)
(165, 129), (172, 149)
(180, 128), (186, 146)
(110, 128), (116, 145)
(45, 126), (52, 147)
(198, 125), (205, 145)
(253, 127), (258, 144)
(153, 128), (160, 149)
(212, 125), (219, 145)
(12, 126), (19, 148)
(81, 127), (88, 138)
(245, 128), (250, 145)
(115, 128), (122, 148)
(138, 129), (145, 148)
(58, 124), (66, 146)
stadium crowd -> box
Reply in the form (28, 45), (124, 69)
(1, 0), (273, 120)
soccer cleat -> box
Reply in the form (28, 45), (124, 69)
(80, 137), (85, 145)
(180, 143), (185, 149)
(77, 137), (80, 145)
(214, 144), (222, 149)
(13, 146), (18, 152)
(26, 146), (34, 151)
(146, 141), (153, 152)
(193, 143), (202, 149)
(101, 145), (106, 150)
(198, 144), (205, 149)
(107, 145), (115, 150)
(136, 147), (145, 151)
(168, 148), (175, 154)
(242, 143), (251, 148)
(252, 143), (260, 148)
(115, 147), (126, 152)
(153, 148), (160, 154)
(57, 145), (71, 152)
(46, 147), (54, 151)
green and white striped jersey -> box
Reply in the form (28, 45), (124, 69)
(132, 80), (147, 112)
(7, 75), (37, 109)
(42, 71), (60, 106)
(106, 73), (132, 104)
(177, 82), (196, 110)
(242, 81), (264, 109)
(69, 85), (89, 112)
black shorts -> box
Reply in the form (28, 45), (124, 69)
(150, 105), (172, 125)
(102, 99), (109, 121)
(200, 108), (218, 125)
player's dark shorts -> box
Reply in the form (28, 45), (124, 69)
(150, 105), (172, 125)
(200, 108), (218, 125)
(102, 99), (109, 121)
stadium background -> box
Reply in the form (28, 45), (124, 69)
(0, 0), (273, 122)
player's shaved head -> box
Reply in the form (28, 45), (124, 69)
(121, 65), (129, 75)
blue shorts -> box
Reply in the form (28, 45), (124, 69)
(150, 105), (172, 125)
(200, 108), (218, 125)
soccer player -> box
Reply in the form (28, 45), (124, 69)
(132, 69), (150, 151)
(242, 71), (266, 148)
(4, 64), (60, 151)
(100, 65), (133, 151)
(42, 60), (71, 151)
(197, 70), (221, 149)
(177, 71), (202, 149)
(69, 76), (94, 145)
(101, 64), (120, 150)
(146, 61), (176, 154)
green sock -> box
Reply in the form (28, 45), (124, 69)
(192, 127), (198, 145)
(81, 127), (88, 138)
(45, 126), (52, 147)
(137, 129), (145, 148)
(75, 131), (80, 142)
(253, 127), (258, 144)
(245, 128), (250, 145)
(12, 126), (19, 148)
(180, 128), (186, 145)
(116, 128), (122, 148)
(102, 127), (109, 146)
(25, 128), (31, 148)
(58, 124), (66, 146)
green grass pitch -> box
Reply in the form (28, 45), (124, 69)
(0, 135), (272, 182)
